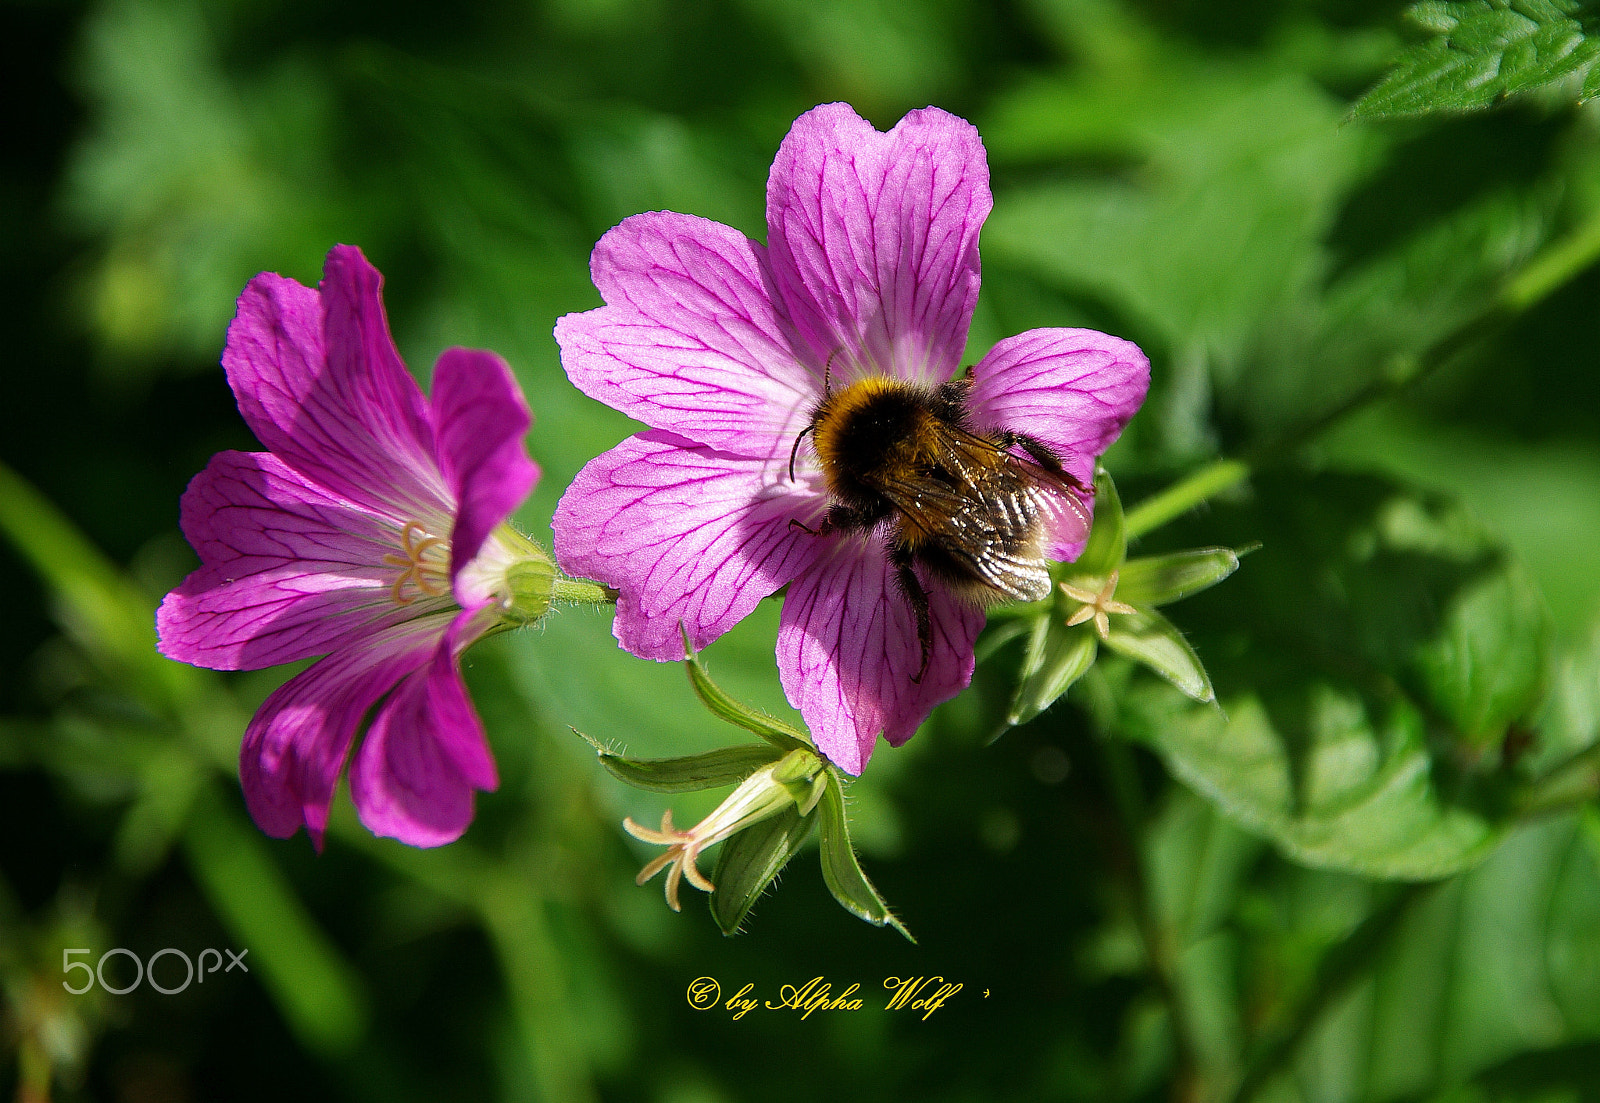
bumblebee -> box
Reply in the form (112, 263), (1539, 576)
(791, 374), (1090, 683)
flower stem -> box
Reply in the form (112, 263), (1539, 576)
(1122, 202), (1600, 539)
(552, 577), (618, 605)
(1123, 459), (1249, 541)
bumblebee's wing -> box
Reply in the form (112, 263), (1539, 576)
(1027, 461), (1091, 560)
(874, 426), (1085, 603)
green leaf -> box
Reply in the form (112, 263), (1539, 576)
(0, 459), (196, 714)
(682, 627), (811, 751)
(1350, 0), (1600, 121)
(1122, 681), (1501, 879)
(1284, 811), (1600, 1096)
(1104, 608), (1215, 703)
(578, 735), (783, 794)
(1116, 471), (1550, 879)
(1007, 617), (1100, 726)
(1411, 562), (1549, 750)
(986, 62), (1374, 376)
(815, 772), (913, 940)
(708, 804), (817, 936)
(1116, 548), (1242, 608)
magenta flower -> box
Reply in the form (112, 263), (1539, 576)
(158, 245), (542, 847)
(552, 104), (1149, 774)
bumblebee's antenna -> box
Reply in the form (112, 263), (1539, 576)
(789, 348), (839, 482)
(788, 423), (813, 482)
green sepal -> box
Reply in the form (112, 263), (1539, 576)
(1103, 608), (1215, 703)
(770, 747), (829, 815)
(1070, 468), (1125, 579)
(1007, 616), (1101, 726)
(575, 731), (785, 794)
(708, 804), (818, 935)
(1116, 548), (1241, 608)
(681, 625), (811, 751)
(816, 771), (913, 940)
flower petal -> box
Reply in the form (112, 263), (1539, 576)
(222, 245), (447, 524)
(557, 212), (820, 460)
(965, 328), (1150, 485)
(776, 536), (982, 775)
(766, 103), (991, 387)
(157, 450), (425, 671)
(348, 610), (498, 847)
(552, 430), (825, 661)
(429, 347), (540, 580)
(965, 328), (1150, 559)
(238, 616), (444, 845)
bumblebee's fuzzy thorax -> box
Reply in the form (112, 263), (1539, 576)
(808, 377), (962, 503)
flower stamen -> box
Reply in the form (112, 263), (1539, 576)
(382, 521), (452, 605)
(1060, 569), (1137, 641)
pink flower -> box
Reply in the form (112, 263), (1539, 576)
(552, 104), (1148, 774)
(158, 245), (541, 847)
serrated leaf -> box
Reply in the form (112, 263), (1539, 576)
(1351, 0), (1600, 120)
(1104, 608), (1215, 703)
(1116, 548), (1242, 608)
(1008, 618), (1100, 726)
(816, 773), (913, 940)
(581, 737), (783, 794)
(682, 627), (810, 750)
(708, 804), (817, 935)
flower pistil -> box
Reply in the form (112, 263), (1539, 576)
(382, 521), (453, 605)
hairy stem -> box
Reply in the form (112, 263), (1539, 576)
(553, 577), (619, 605)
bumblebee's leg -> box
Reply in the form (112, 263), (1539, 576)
(995, 429), (1088, 491)
(889, 541), (933, 685)
(789, 500), (888, 537)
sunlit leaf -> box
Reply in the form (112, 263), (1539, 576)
(1007, 618), (1100, 727)
(1073, 468), (1126, 578)
(1116, 471), (1551, 878)
(1123, 681), (1502, 878)
(1104, 609), (1215, 703)
(1285, 812), (1600, 1097)
(1350, 0), (1600, 121)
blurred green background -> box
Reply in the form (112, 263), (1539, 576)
(4, 0), (1600, 1100)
